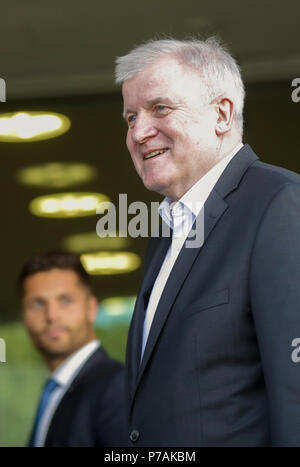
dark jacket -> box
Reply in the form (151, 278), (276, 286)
(126, 144), (300, 447)
(32, 347), (126, 447)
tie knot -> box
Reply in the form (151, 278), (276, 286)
(44, 378), (59, 395)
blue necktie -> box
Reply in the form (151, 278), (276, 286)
(29, 378), (59, 447)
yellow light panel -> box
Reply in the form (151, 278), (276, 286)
(81, 252), (141, 275)
(0, 111), (70, 142)
(16, 162), (97, 188)
(63, 231), (130, 253)
(29, 192), (109, 218)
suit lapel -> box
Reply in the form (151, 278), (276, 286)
(129, 144), (259, 402)
(44, 347), (106, 445)
(127, 233), (171, 396)
(133, 192), (228, 396)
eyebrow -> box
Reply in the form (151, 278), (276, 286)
(25, 292), (73, 303)
(122, 97), (173, 121)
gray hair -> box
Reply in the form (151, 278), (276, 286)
(115, 37), (245, 135)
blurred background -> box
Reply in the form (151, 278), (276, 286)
(0, 0), (299, 446)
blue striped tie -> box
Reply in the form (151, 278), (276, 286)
(29, 378), (59, 447)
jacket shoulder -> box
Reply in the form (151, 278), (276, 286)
(250, 159), (300, 185)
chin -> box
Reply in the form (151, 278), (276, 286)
(41, 344), (71, 358)
(143, 176), (168, 195)
(38, 338), (69, 354)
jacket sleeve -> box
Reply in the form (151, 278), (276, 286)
(250, 182), (300, 446)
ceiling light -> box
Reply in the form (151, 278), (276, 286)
(29, 192), (109, 218)
(0, 111), (70, 142)
(63, 231), (130, 253)
(80, 252), (141, 275)
(16, 162), (97, 189)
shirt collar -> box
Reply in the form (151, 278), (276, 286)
(51, 339), (100, 387)
(159, 143), (243, 228)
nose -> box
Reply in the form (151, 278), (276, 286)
(45, 302), (60, 322)
(131, 112), (158, 144)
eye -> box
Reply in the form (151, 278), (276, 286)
(31, 299), (44, 309)
(126, 114), (136, 128)
(59, 295), (72, 305)
(152, 104), (171, 116)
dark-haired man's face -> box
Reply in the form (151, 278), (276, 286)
(22, 269), (98, 361)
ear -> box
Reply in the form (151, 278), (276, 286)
(214, 97), (234, 136)
(87, 295), (99, 324)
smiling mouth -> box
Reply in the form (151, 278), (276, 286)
(144, 148), (168, 160)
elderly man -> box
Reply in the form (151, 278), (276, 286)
(115, 37), (300, 447)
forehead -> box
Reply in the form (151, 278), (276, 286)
(122, 56), (204, 107)
(23, 269), (81, 297)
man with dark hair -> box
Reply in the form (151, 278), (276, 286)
(19, 250), (126, 447)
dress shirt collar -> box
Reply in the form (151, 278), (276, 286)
(51, 339), (100, 387)
(159, 142), (243, 228)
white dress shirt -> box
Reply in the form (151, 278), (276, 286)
(34, 339), (100, 447)
(141, 143), (243, 359)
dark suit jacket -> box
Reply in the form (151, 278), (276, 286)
(30, 347), (126, 447)
(126, 144), (300, 447)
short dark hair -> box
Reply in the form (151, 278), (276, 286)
(18, 250), (93, 298)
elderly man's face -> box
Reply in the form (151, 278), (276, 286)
(122, 56), (220, 200)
